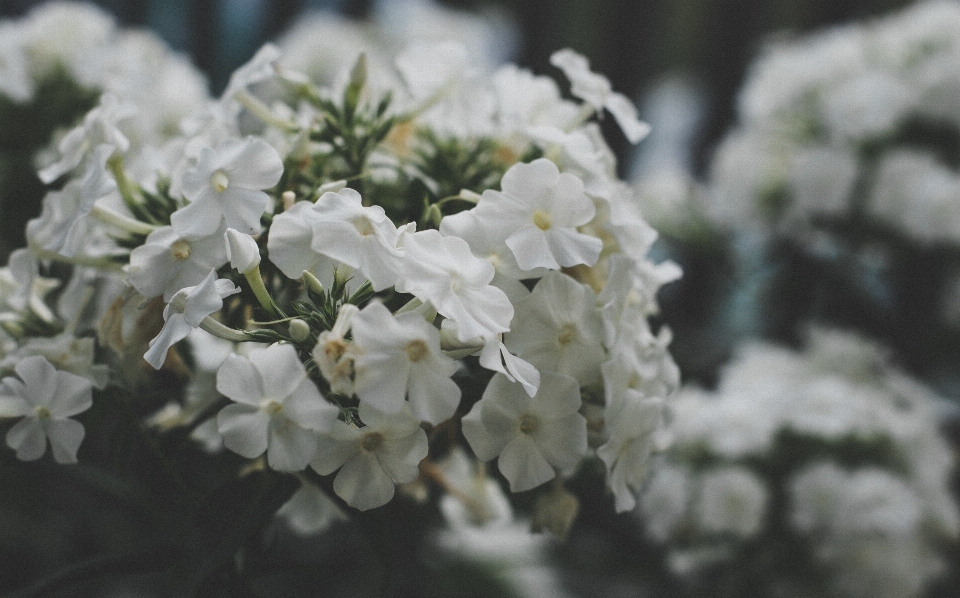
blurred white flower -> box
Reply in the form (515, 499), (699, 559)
(0, 355), (92, 464)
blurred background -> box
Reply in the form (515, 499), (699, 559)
(3, 0), (960, 597)
(0, 0), (917, 171)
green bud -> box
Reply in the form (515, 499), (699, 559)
(532, 477), (580, 539)
(423, 203), (443, 228)
(288, 318), (312, 342)
(302, 270), (325, 296)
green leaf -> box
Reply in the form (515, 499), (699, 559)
(163, 470), (299, 597)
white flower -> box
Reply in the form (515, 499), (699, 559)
(276, 482), (347, 536)
(127, 225), (228, 301)
(0, 248), (59, 322)
(439, 206), (544, 293)
(462, 372), (587, 492)
(504, 270), (604, 385)
(143, 270), (240, 369)
(171, 136), (284, 237)
(312, 303), (360, 396)
(351, 302), (460, 424)
(469, 159), (602, 272)
(0, 24), (32, 102)
(695, 466), (768, 538)
(0, 333), (109, 390)
(224, 228), (261, 274)
(549, 48), (651, 143)
(597, 393), (667, 512)
(307, 188), (403, 291)
(397, 229), (513, 342)
(0, 355), (93, 464)
(216, 343), (338, 471)
(265, 199), (342, 281)
(37, 93), (134, 184)
(640, 464), (691, 542)
(311, 402), (429, 511)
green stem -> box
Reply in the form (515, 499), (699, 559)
(244, 266), (285, 319)
(91, 203), (158, 236)
(107, 154), (145, 213)
(234, 90), (298, 132)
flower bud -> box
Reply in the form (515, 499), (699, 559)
(288, 318), (311, 342)
(533, 478), (580, 539)
(302, 270), (325, 296)
(224, 228), (261, 274)
(317, 179), (347, 196)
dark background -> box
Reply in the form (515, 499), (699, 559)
(0, 0), (917, 173)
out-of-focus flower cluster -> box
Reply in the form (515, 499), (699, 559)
(638, 329), (959, 598)
(0, 3), (677, 553)
(705, 0), (960, 242)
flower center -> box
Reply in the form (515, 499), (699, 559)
(449, 272), (464, 293)
(557, 323), (576, 347)
(532, 209), (552, 231)
(34, 406), (51, 419)
(353, 216), (376, 237)
(518, 413), (539, 435)
(361, 431), (385, 452)
(261, 400), (283, 415)
(171, 239), (191, 261)
(324, 338), (348, 362)
(211, 170), (230, 193)
(404, 339), (429, 363)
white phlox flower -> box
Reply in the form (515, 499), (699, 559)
(0, 333), (109, 390)
(37, 92), (134, 185)
(462, 372), (587, 492)
(0, 24), (32, 102)
(549, 48), (651, 144)
(469, 158), (602, 272)
(307, 188), (404, 291)
(143, 270), (240, 369)
(275, 482), (347, 536)
(436, 318), (540, 397)
(491, 64), (580, 133)
(504, 270), (605, 386)
(599, 254), (682, 347)
(597, 392), (668, 512)
(694, 466), (768, 538)
(478, 334), (540, 397)
(0, 248), (59, 322)
(397, 229), (513, 342)
(223, 43), (282, 100)
(312, 303), (359, 396)
(127, 225), (228, 301)
(216, 343), (338, 471)
(438, 206), (542, 301)
(311, 402), (429, 511)
(0, 355), (93, 464)
(351, 301), (460, 424)
(224, 228), (262, 274)
(602, 326), (680, 413)
(265, 199), (349, 285)
(172, 136), (284, 237)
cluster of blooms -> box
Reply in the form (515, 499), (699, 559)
(706, 0), (960, 244)
(0, 1), (208, 139)
(0, 24), (680, 530)
(275, 0), (518, 90)
(638, 328), (959, 598)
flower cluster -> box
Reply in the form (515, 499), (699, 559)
(0, 23), (679, 532)
(638, 329), (959, 598)
(705, 1), (960, 243)
(0, 2), (207, 124)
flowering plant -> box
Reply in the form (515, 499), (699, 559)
(638, 329), (959, 598)
(0, 23), (679, 592)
